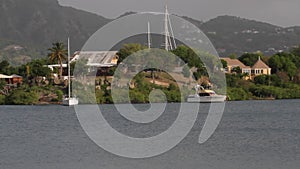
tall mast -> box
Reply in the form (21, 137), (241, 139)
(167, 12), (177, 49)
(164, 5), (170, 51)
(164, 5), (176, 51)
(148, 22), (151, 49)
(67, 38), (71, 99)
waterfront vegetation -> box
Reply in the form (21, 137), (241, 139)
(1, 43), (300, 104)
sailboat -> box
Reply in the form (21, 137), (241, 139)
(62, 38), (79, 106)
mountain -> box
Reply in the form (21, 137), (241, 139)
(195, 15), (300, 56)
(0, 0), (111, 65)
(1, 0), (300, 65)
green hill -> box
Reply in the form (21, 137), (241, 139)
(1, 0), (300, 65)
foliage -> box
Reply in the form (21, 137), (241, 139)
(5, 89), (39, 105)
(227, 88), (249, 101)
(0, 79), (6, 89)
(0, 95), (5, 105)
(48, 42), (67, 78)
(0, 60), (18, 75)
(55, 90), (63, 101)
(221, 59), (227, 68)
(28, 59), (52, 77)
(268, 52), (297, 80)
(172, 45), (203, 68)
(232, 66), (242, 74)
(228, 54), (237, 59)
(117, 43), (147, 64)
(239, 53), (263, 66)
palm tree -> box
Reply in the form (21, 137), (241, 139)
(48, 42), (67, 79)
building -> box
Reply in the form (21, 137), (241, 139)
(221, 58), (251, 74)
(70, 51), (118, 67)
(70, 51), (119, 76)
(222, 57), (271, 80)
(45, 51), (119, 77)
(251, 57), (271, 76)
(0, 74), (23, 85)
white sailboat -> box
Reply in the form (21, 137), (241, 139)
(62, 38), (79, 106)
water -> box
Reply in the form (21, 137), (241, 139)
(0, 100), (300, 169)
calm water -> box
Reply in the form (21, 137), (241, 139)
(0, 100), (300, 169)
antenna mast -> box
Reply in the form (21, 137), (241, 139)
(67, 38), (71, 99)
(148, 22), (151, 49)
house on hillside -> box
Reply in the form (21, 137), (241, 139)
(0, 74), (23, 85)
(251, 57), (271, 76)
(222, 57), (271, 80)
(45, 51), (119, 78)
(70, 51), (119, 76)
(221, 58), (251, 74)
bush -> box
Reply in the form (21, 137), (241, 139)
(6, 89), (39, 105)
(0, 95), (5, 105)
(227, 88), (249, 101)
(55, 90), (63, 101)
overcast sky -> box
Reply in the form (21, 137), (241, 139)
(58, 0), (300, 27)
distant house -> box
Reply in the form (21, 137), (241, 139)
(70, 51), (118, 67)
(221, 58), (251, 74)
(45, 51), (119, 77)
(70, 51), (119, 76)
(251, 57), (271, 76)
(0, 74), (23, 85)
(222, 57), (271, 80)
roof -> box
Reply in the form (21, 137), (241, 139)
(0, 74), (23, 79)
(0, 74), (12, 78)
(252, 58), (270, 69)
(221, 58), (249, 69)
(11, 74), (23, 78)
(71, 51), (118, 67)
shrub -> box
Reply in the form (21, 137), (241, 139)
(227, 88), (249, 101)
(0, 95), (5, 105)
(55, 90), (63, 101)
(6, 89), (39, 105)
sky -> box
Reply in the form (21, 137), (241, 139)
(58, 0), (300, 27)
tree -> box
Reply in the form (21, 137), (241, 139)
(228, 53), (237, 59)
(221, 59), (227, 68)
(171, 45), (203, 68)
(239, 53), (263, 66)
(117, 43), (147, 64)
(268, 52), (297, 80)
(29, 59), (51, 77)
(48, 42), (67, 79)
(0, 60), (10, 74)
(5, 89), (39, 105)
(254, 75), (269, 85)
(232, 66), (242, 74)
(0, 60), (16, 75)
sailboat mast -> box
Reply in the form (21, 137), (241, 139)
(164, 5), (170, 51)
(148, 22), (151, 49)
(67, 38), (71, 99)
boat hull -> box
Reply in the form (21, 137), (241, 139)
(62, 98), (79, 106)
(187, 95), (226, 103)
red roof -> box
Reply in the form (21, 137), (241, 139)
(221, 58), (250, 68)
(252, 58), (270, 69)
